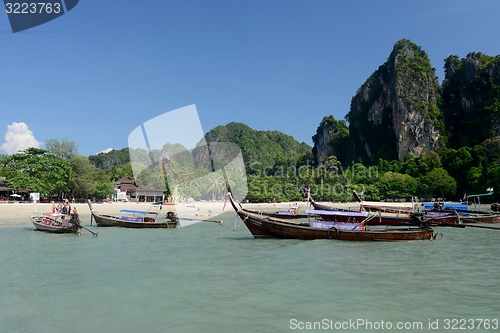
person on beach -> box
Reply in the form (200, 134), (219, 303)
(59, 200), (72, 226)
(70, 207), (81, 227)
(61, 200), (71, 215)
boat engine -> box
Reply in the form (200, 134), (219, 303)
(166, 211), (179, 222)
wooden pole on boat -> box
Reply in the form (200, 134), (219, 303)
(181, 217), (223, 225)
(462, 223), (500, 230)
(352, 190), (362, 203)
(87, 199), (93, 226)
(72, 212), (98, 236)
(81, 225), (99, 237)
(438, 223), (500, 231)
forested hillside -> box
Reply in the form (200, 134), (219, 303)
(203, 122), (312, 174)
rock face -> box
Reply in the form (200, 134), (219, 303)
(344, 39), (442, 164)
(313, 42), (500, 166)
(441, 52), (500, 148)
(312, 116), (348, 166)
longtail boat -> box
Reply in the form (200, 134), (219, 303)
(422, 193), (499, 223)
(308, 197), (459, 225)
(457, 213), (499, 224)
(423, 203), (499, 224)
(227, 193), (435, 241)
(243, 205), (310, 219)
(31, 212), (82, 234)
(352, 190), (421, 212)
(87, 200), (179, 228)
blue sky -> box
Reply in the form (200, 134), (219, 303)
(1, 0), (500, 156)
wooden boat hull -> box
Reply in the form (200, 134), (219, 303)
(92, 212), (178, 228)
(239, 212), (433, 240)
(460, 214), (500, 224)
(228, 194), (434, 241)
(314, 211), (408, 225)
(310, 201), (459, 225)
(31, 216), (81, 234)
(426, 214), (460, 225)
(243, 209), (310, 220)
(310, 200), (410, 224)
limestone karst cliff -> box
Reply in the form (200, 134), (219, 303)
(344, 39), (442, 164)
(313, 41), (500, 167)
(312, 116), (348, 166)
(441, 52), (500, 148)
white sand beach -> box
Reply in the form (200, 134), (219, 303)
(0, 201), (229, 227)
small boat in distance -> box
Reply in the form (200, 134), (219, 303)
(31, 212), (82, 234)
(243, 205), (311, 219)
(308, 196), (459, 225)
(227, 193), (436, 241)
(424, 202), (499, 224)
(460, 213), (500, 224)
(87, 200), (179, 228)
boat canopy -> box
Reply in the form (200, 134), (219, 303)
(305, 209), (369, 217)
(119, 209), (149, 215)
(422, 202), (468, 211)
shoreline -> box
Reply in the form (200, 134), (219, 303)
(3, 200), (494, 227)
(0, 201), (229, 227)
(0, 200), (351, 227)
(0, 200), (306, 227)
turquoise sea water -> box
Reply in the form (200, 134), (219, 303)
(1, 212), (500, 333)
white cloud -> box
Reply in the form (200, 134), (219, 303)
(0, 122), (41, 154)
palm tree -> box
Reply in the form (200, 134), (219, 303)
(204, 171), (226, 200)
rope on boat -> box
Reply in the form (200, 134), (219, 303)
(327, 226), (339, 240)
(233, 214), (248, 233)
(433, 232), (444, 240)
(233, 215), (239, 232)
